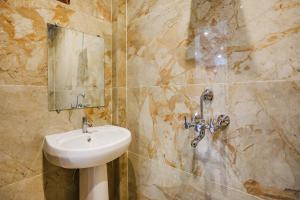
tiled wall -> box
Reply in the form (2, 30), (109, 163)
(1, 0), (299, 199)
(0, 0), (112, 199)
(126, 0), (300, 199)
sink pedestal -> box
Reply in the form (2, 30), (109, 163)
(80, 165), (109, 200)
(43, 126), (131, 200)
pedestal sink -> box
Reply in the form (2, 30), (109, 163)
(43, 125), (131, 200)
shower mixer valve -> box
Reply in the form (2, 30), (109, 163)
(184, 89), (230, 148)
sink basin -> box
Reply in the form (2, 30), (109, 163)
(43, 125), (131, 168)
(43, 125), (131, 200)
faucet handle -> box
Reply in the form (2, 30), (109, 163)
(83, 117), (93, 127)
(184, 116), (194, 129)
(184, 116), (189, 129)
(202, 89), (214, 101)
(87, 121), (93, 127)
(192, 112), (201, 123)
(216, 114), (230, 129)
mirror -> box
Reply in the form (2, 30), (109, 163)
(47, 24), (105, 111)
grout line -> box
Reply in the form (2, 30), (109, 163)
(0, 84), (47, 88)
(1, 79), (298, 89)
(125, 78), (300, 90)
(125, 0), (129, 196)
(0, 172), (40, 190)
(111, 0), (114, 126)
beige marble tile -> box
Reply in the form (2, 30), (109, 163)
(227, 0), (300, 82)
(0, 167), (78, 200)
(0, 175), (45, 200)
(127, 0), (207, 87)
(84, 88), (112, 126)
(127, 84), (228, 173)
(112, 87), (127, 127)
(127, 0), (232, 87)
(128, 152), (261, 200)
(0, 85), (84, 187)
(108, 153), (128, 200)
(0, 0), (299, 200)
(227, 80), (300, 199)
(0, 0), (114, 198)
(0, 0), (112, 86)
(126, 81), (300, 199)
(68, 0), (111, 21)
(119, 152), (128, 200)
(43, 166), (78, 200)
(112, 0), (126, 88)
(126, 1), (300, 199)
(127, 0), (300, 89)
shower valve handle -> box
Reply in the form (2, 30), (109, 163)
(184, 116), (189, 129)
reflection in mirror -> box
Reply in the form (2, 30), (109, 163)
(186, 21), (229, 69)
(48, 24), (105, 111)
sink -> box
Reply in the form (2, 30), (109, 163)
(43, 125), (131, 168)
(43, 125), (131, 200)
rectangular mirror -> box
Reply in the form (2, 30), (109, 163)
(47, 24), (105, 111)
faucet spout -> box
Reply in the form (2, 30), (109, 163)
(82, 117), (93, 133)
(82, 117), (89, 133)
(191, 129), (205, 148)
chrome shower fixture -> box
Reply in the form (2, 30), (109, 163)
(200, 89), (213, 119)
(184, 89), (230, 148)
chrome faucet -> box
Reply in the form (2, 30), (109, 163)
(184, 89), (230, 148)
(191, 128), (205, 148)
(82, 117), (92, 133)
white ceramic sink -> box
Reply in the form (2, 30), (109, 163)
(43, 125), (131, 200)
(43, 125), (131, 168)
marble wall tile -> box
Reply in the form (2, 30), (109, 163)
(128, 152), (261, 200)
(0, 85), (84, 187)
(227, 81), (300, 199)
(227, 0), (300, 82)
(0, 167), (79, 200)
(108, 153), (128, 200)
(126, 81), (300, 199)
(126, 0), (236, 87)
(84, 88), (113, 125)
(127, 0), (217, 87)
(127, 0), (300, 89)
(0, 0), (115, 199)
(43, 168), (79, 200)
(0, 175), (45, 200)
(0, 0), (112, 87)
(112, 87), (127, 127)
(67, 0), (111, 21)
(118, 152), (128, 200)
(112, 0), (126, 88)
(127, 84), (229, 174)
(127, 0), (300, 199)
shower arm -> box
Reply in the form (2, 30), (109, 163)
(200, 89), (213, 119)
